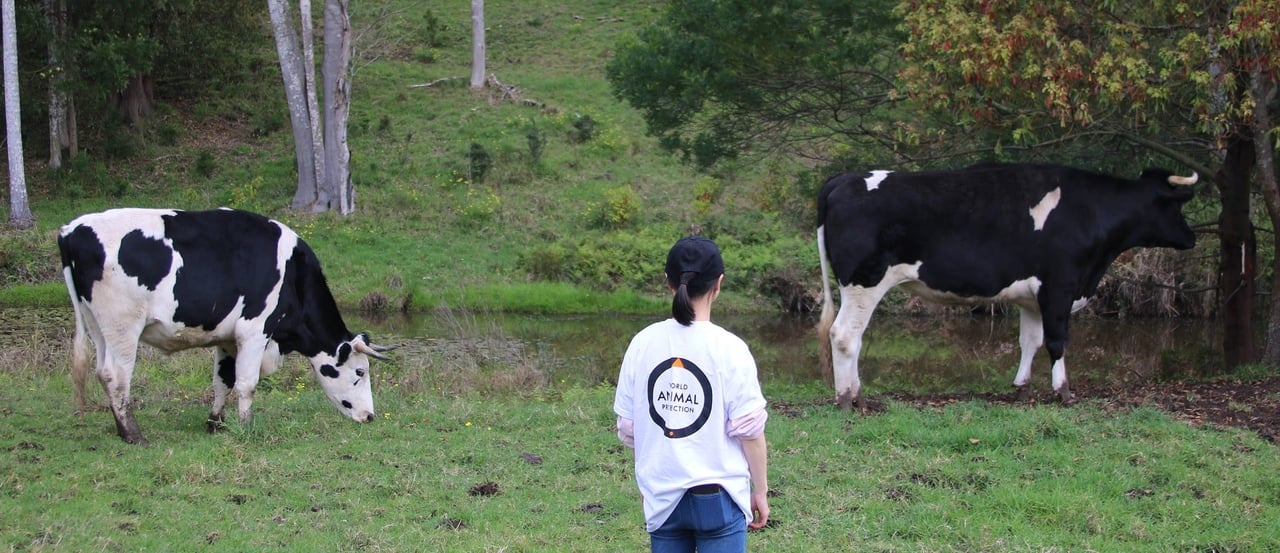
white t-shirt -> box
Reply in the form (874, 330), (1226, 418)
(613, 319), (767, 532)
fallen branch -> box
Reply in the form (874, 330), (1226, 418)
(408, 76), (465, 89)
(486, 73), (545, 109)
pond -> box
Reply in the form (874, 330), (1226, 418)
(350, 309), (1226, 396)
(3, 306), (1225, 397)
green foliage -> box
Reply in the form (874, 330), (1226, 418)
(595, 185), (642, 229)
(692, 176), (721, 216)
(526, 125), (546, 165)
(468, 142), (493, 183)
(421, 9), (453, 48)
(194, 150), (217, 179)
(606, 0), (904, 168)
(569, 113), (597, 144)
(228, 176), (263, 210)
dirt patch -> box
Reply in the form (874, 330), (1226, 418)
(775, 377), (1280, 445)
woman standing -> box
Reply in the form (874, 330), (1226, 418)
(614, 236), (770, 552)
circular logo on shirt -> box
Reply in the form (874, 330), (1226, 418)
(647, 357), (713, 439)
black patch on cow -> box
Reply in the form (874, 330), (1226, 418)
(217, 353), (236, 388)
(118, 229), (173, 291)
(341, 400), (353, 409)
(265, 243), (352, 359)
(164, 210), (283, 331)
(320, 364), (339, 379)
(336, 343), (352, 367)
(58, 225), (107, 303)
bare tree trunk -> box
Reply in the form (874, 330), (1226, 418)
(113, 75), (154, 128)
(1252, 64), (1280, 366)
(470, 0), (485, 90)
(322, 0), (353, 214)
(3, 0), (33, 228)
(268, 0), (321, 211)
(300, 0), (327, 209)
(1218, 136), (1257, 370)
(45, 0), (69, 169)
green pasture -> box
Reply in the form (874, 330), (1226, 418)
(2, 317), (1277, 552)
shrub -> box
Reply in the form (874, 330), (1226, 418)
(569, 114), (596, 143)
(468, 142), (492, 183)
(194, 150), (217, 178)
(586, 185), (641, 229)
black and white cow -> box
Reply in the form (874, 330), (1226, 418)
(58, 208), (392, 444)
(816, 163), (1198, 410)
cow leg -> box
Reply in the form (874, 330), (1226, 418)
(95, 336), (147, 445)
(1039, 294), (1075, 405)
(831, 283), (892, 411)
(1013, 305), (1045, 402)
(208, 346), (236, 432)
(232, 337), (269, 425)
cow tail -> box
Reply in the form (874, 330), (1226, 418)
(63, 268), (91, 417)
(816, 225), (835, 375)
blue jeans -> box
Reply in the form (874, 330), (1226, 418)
(649, 487), (748, 553)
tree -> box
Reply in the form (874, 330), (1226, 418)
(470, 0), (485, 90)
(45, 0), (72, 169)
(606, 0), (905, 169)
(3, 0), (32, 229)
(268, 0), (321, 210)
(321, 0), (353, 214)
(896, 0), (1278, 369)
(269, 0), (355, 214)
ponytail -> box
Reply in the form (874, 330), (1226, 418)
(672, 272), (696, 325)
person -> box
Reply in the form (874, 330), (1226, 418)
(614, 236), (770, 553)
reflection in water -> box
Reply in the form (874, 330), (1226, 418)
(353, 310), (1224, 396)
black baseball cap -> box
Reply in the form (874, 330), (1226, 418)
(665, 236), (724, 285)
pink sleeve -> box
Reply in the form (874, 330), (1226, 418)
(727, 408), (768, 439)
(616, 417), (635, 448)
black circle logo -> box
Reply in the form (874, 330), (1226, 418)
(647, 357), (713, 438)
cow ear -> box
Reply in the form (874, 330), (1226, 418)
(336, 342), (352, 366)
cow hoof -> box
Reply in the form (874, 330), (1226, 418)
(206, 416), (227, 434)
(836, 391), (858, 411)
(1057, 388), (1075, 406)
(1015, 386), (1032, 403)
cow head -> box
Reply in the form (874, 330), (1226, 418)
(1137, 169), (1198, 250)
(309, 333), (391, 423)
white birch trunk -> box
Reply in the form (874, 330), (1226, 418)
(3, 0), (33, 228)
(470, 0), (485, 90)
(322, 0), (353, 214)
(300, 0), (327, 209)
(268, 0), (321, 211)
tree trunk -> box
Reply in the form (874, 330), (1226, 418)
(268, 0), (321, 211)
(3, 0), (33, 228)
(300, 0), (326, 210)
(1252, 66), (1280, 366)
(470, 0), (485, 90)
(113, 74), (154, 128)
(45, 0), (69, 169)
(322, 0), (353, 214)
(1217, 136), (1258, 370)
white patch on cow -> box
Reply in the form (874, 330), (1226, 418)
(1028, 187), (1061, 231)
(864, 170), (893, 191)
(901, 273), (1043, 308)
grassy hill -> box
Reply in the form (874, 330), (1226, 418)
(0, 0), (817, 315)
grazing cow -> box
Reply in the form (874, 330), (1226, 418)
(58, 208), (392, 444)
(816, 163), (1197, 410)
